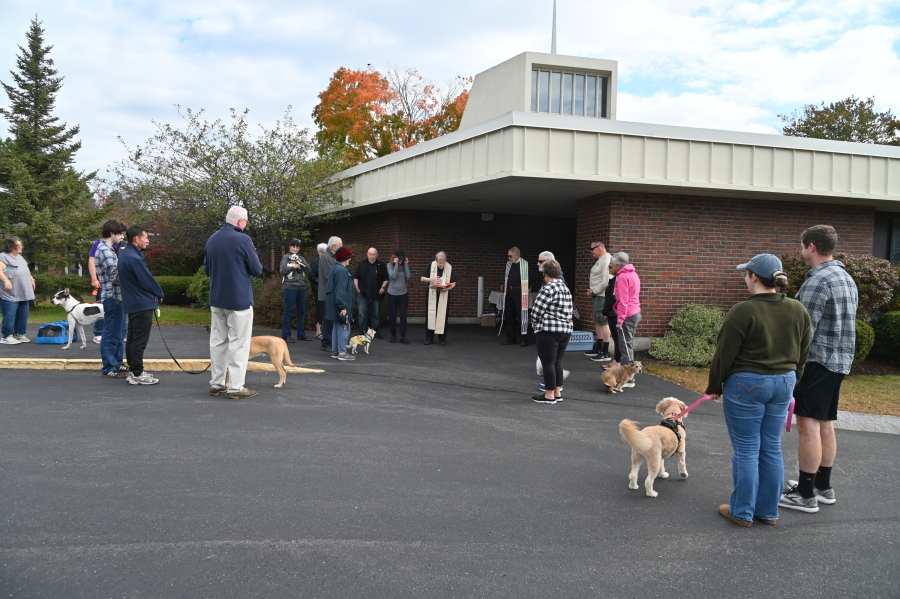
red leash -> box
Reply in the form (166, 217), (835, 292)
(679, 394), (796, 432)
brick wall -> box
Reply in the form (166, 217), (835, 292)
(315, 209), (577, 318)
(575, 192), (876, 336)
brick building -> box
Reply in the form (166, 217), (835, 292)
(317, 51), (900, 337)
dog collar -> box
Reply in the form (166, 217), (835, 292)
(659, 416), (684, 443)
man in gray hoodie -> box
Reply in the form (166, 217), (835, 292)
(318, 236), (341, 351)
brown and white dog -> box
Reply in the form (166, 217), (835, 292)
(601, 361), (642, 393)
(618, 397), (688, 498)
(248, 336), (296, 388)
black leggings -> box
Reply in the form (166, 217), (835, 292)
(606, 313), (622, 363)
(536, 331), (571, 390)
(386, 293), (408, 338)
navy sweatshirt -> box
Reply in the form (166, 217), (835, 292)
(204, 223), (264, 311)
(118, 244), (164, 314)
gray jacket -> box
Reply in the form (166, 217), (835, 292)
(317, 249), (337, 301)
(279, 253), (309, 290)
(386, 262), (411, 295)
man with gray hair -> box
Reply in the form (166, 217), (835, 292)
(318, 236), (342, 352)
(308, 243), (328, 340)
(501, 247), (530, 347)
(609, 252), (641, 386)
(537, 251), (567, 286)
(205, 205), (264, 399)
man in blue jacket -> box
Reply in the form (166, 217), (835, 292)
(205, 206), (264, 399)
(119, 225), (165, 385)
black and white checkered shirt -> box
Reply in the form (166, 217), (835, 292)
(531, 280), (574, 334)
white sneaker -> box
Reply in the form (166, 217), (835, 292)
(0, 335), (22, 345)
(127, 372), (159, 385)
(622, 379), (636, 388)
(14, 334), (31, 343)
(93, 336), (102, 344)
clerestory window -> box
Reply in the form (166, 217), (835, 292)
(531, 68), (608, 118)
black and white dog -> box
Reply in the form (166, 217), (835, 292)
(51, 288), (104, 350)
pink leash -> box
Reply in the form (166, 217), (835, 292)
(679, 394), (796, 432)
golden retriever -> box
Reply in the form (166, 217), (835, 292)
(618, 397), (688, 497)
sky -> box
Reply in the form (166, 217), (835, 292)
(1, 0), (899, 183)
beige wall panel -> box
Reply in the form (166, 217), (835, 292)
(773, 148), (793, 188)
(732, 145), (753, 186)
(667, 140), (689, 181)
(414, 155), (426, 190)
(459, 139), (474, 180)
(869, 157), (887, 195)
(888, 159), (900, 196)
(446, 143), (461, 183)
(402, 159), (415, 192)
(753, 147), (774, 187)
(549, 130), (575, 173)
(832, 154), (851, 193)
(390, 162), (402, 195)
(644, 137), (667, 180)
(424, 151), (437, 189)
(473, 135), (488, 178)
(574, 131), (599, 174)
(621, 136), (644, 179)
(689, 141), (711, 182)
(499, 128), (515, 172)
(710, 143), (733, 184)
(524, 128), (549, 172)
(486, 131), (503, 174)
(435, 147), (448, 186)
(813, 153), (832, 191)
(598, 134), (622, 176)
(511, 127), (525, 171)
(794, 151), (813, 189)
(851, 155), (869, 193)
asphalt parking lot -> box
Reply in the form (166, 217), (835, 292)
(1, 324), (897, 598)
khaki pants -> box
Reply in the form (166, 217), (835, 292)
(210, 306), (254, 392)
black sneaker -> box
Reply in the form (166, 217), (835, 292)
(584, 348), (600, 357)
(390, 336), (397, 343)
(532, 395), (558, 404)
(102, 370), (128, 379)
(374, 332), (384, 340)
(285, 337), (295, 344)
(592, 353), (613, 363)
(401, 338), (410, 344)
(115, 363), (130, 373)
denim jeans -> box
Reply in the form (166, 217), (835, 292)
(0, 299), (29, 338)
(357, 297), (380, 332)
(100, 298), (126, 373)
(723, 371), (796, 523)
(332, 320), (351, 354)
(281, 288), (308, 340)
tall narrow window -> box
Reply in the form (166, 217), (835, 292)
(600, 77), (609, 118)
(531, 70), (538, 112)
(539, 70), (550, 112)
(892, 217), (900, 264)
(562, 73), (573, 114)
(585, 75), (596, 116)
(550, 71), (561, 113)
(574, 74), (585, 116)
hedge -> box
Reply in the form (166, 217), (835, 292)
(33, 272), (94, 301)
(872, 311), (900, 364)
(155, 276), (193, 306)
(649, 304), (725, 367)
(853, 319), (875, 368)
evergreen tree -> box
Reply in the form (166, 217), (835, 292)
(0, 17), (107, 268)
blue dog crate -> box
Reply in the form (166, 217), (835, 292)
(35, 320), (77, 344)
(566, 330), (595, 352)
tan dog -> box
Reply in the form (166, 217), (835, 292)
(348, 328), (375, 355)
(248, 336), (296, 388)
(618, 397), (688, 498)
(601, 361), (642, 393)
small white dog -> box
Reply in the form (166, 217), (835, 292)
(51, 288), (104, 350)
(535, 357), (570, 380)
(348, 328), (375, 355)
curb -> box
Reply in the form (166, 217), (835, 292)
(0, 358), (324, 374)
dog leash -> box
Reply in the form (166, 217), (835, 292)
(679, 394), (796, 432)
(153, 311), (210, 374)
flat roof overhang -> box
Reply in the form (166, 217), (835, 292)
(333, 112), (900, 218)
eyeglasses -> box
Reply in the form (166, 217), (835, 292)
(507, 255), (515, 259)
(537, 259), (546, 264)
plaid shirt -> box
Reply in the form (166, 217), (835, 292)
(796, 260), (858, 375)
(95, 240), (122, 302)
(530, 280), (574, 334)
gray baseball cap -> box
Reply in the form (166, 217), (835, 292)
(736, 253), (783, 279)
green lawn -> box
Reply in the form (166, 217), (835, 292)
(29, 301), (210, 326)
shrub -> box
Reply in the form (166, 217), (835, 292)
(33, 272), (94, 301)
(886, 265), (900, 313)
(649, 304), (725, 367)
(872, 311), (900, 364)
(253, 276), (285, 329)
(781, 252), (898, 322)
(155, 276), (193, 306)
(186, 266), (210, 310)
(853, 319), (875, 368)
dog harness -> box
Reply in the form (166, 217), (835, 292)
(659, 416), (684, 443)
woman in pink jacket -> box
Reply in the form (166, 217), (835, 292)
(609, 252), (641, 372)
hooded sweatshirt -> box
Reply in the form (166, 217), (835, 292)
(613, 264), (641, 326)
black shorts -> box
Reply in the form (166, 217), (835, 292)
(793, 362), (844, 421)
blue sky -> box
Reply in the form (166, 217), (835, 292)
(1, 0), (898, 181)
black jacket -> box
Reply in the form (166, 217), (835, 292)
(602, 274), (617, 317)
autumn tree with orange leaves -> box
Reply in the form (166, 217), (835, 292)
(312, 66), (471, 166)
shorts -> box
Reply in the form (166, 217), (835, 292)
(592, 295), (606, 324)
(793, 362), (844, 421)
